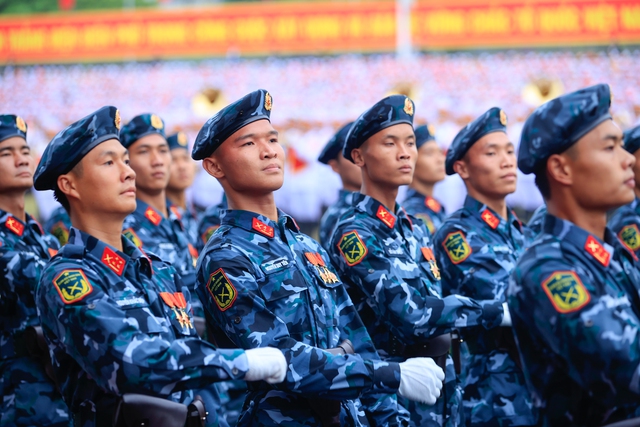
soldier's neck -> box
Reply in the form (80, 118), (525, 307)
(227, 192), (278, 222)
(360, 182), (397, 214)
(0, 191), (26, 222)
(466, 186), (508, 220)
(69, 210), (124, 252)
(137, 190), (167, 218)
(409, 180), (435, 198)
(547, 198), (607, 241)
(166, 188), (187, 210)
(342, 180), (360, 193)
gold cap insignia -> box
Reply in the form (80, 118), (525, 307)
(16, 116), (27, 133)
(427, 124), (436, 136)
(264, 92), (272, 111)
(403, 97), (414, 116)
(150, 114), (164, 130)
(499, 110), (508, 126)
(177, 132), (187, 146)
(114, 110), (121, 130)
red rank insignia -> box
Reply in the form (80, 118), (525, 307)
(481, 209), (499, 230)
(376, 205), (396, 229)
(252, 217), (274, 238)
(425, 197), (441, 213)
(101, 247), (125, 276)
(169, 205), (182, 220)
(144, 207), (162, 226)
(584, 235), (610, 267)
(5, 217), (24, 236)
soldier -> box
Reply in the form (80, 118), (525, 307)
(526, 204), (547, 236)
(166, 132), (199, 247)
(193, 89), (445, 426)
(402, 124), (447, 235)
(0, 115), (69, 426)
(44, 205), (71, 246)
(432, 107), (536, 426)
(608, 124), (640, 259)
(511, 83), (640, 426)
(32, 106), (287, 427)
(196, 194), (227, 252)
(327, 95), (510, 427)
(317, 122), (361, 250)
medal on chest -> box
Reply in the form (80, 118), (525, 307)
(159, 292), (193, 330)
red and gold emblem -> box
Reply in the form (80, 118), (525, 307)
(150, 114), (164, 130)
(264, 92), (272, 111)
(16, 116), (27, 133)
(403, 97), (414, 116)
(114, 109), (121, 130)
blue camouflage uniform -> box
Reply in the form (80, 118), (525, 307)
(44, 205), (72, 247)
(512, 83), (640, 425)
(328, 96), (506, 427)
(608, 125), (640, 260)
(402, 124), (446, 235)
(120, 115), (203, 317)
(433, 107), (536, 426)
(192, 90), (409, 427)
(317, 122), (356, 250)
(196, 195), (228, 252)
(32, 106), (252, 427)
(526, 205), (546, 236)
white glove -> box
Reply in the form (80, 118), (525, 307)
(244, 347), (287, 384)
(397, 357), (444, 405)
(500, 302), (512, 327)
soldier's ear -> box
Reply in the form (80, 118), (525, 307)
(351, 149), (365, 167)
(327, 159), (340, 174)
(56, 172), (80, 200)
(453, 160), (469, 179)
(202, 156), (225, 179)
(547, 153), (573, 186)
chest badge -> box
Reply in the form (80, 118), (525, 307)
(159, 292), (193, 329)
(304, 252), (339, 284)
(376, 205), (396, 228)
(338, 230), (368, 266)
(618, 224), (640, 252)
(584, 235), (610, 267)
(443, 231), (472, 264)
(421, 247), (441, 280)
(542, 271), (590, 313)
(206, 268), (238, 311)
(252, 217), (274, 238)
(481, 209), (500, 230)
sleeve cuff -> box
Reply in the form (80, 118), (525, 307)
(370, 360), (401, 393)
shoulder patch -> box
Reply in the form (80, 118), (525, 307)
(123, 228), (143, 248)
(201, 225), (220, 245)
(206, 268), (238, 312)
(144, 207), (162, 226)
(338, 230), (368, 266)
(51, 221), (69, 245)
(425, 197), (441, 213)
(618, 224), (640, 252)
(5, 217), (24, 236)
(442, 231), (472, 264)
(252, 217), (274, 238)
(584, 235), (610, 267)
(541, 271), (591, 314)
(415, 213), (435, 235)
(376, 205), (396, 228)
(481, 209), (500, 229)
(53, 269), (93, 304)
(101, 247), (126, 276)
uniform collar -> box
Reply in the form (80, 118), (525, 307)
(0, 209), (43, 237)
(352, 192), (413, 230)
(338, 189), (355, 204)
(134, 199), (166, 227)
(405, 188), (443, 213)
(220, 208), (299, 238)
(463, 195), (521, 232)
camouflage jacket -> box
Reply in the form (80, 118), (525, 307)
(196, 208), (407, 427)
(318, 189), (355, 250)
(608, 197), (640, 260)
(527, 204), (547, 236)
(196, 197), (228, 252)
(36, 227), (248, 417)
(402, 188), (447, 236)
(168, 201), (200, 249)
(44, 205), (72, 246)
(509, 214), (640, 426)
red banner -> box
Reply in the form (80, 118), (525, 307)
(0, 0), (638, 64)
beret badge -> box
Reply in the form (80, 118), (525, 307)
(16, 116), (27, 133)
(114, 110), (121, 130)
(264, 92), (273, 111)
(178, 132), (188, 146)
(500, 110), (507, 126)
(403, 97), (414, 116)
(150, 114), (164, 130)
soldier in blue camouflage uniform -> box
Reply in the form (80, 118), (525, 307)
(193, 89), (446, 427)
(32, 106), (288, 427)
(166, 132), (200, 247)
(120, 115), (203, 317)
(0, 115), (69, 427)
(196, 195), (227, 252)
(608, 125), (640, 259)
(511, 83), (640, 426)
(402, 124), (447, 235)
(525, 204), (546, 236)
(317, 122), (361, 250)
(433, 107), (536, 426)
(44, 205), (71, 246)
(327, 95), (510, 427)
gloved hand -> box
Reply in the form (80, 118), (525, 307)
(244, 347), (287, 384)
(397, 357), (444, 405)
(500, 302), (512, 327)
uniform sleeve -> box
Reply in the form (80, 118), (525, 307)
(608, 210), (640, 262)
(329, 225), (503, 344)
(36, 259), (249, 397)
(196, 247), (401, 400)
(0, 240), (47, 315)
(509, 257), (640, 406)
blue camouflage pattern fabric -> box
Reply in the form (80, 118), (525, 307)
(328, 192), (506, 427)
(402, 189), (446, 236)
(608, 198), (640, 260)
(196, 208), (409, 427)
(122, 200), (203, 316)
(0, 211), (69, 427)
(37, 227), (249, 426)
(168, 201), (199, 249)
(526, 205), (547, 236)
(433, 196), (536, 426)
(196, 196), (228, 252)
(318, 189), (355, 251)
(44, 206), (72, 246)
(508, 213), (640, 426)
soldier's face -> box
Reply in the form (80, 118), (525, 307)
(0, 136), (33, 193)
(209, 119), (285, 194)
(168, 148), (195, 192)
(128, 134), (171, 194)
(355, 123), (416, 188)
(413, 140), (445, 186)
(632, 150), (640, 193)
(564, 120), (634, 210)
(455, 132), (517, 199)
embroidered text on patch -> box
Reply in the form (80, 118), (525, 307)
(53, 269), (93, 304)
(542, 271), (590, 313)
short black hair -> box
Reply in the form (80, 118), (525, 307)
(53, 186), (70, 213)
(534, 164), (551, 200)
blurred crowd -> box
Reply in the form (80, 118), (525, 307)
(2, 49), (640, 223)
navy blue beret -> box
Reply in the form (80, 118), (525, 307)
(0, 115), (27, 143)
(167, 132), (189, 151)
(415, 124), (436, 149)
(343, 95), (415, 163)
(318, 122), (354, 164)
(34, 106), (121, 191)
(446, 107), (507, 175)
(623, 124), (640, 155)
(518, 83), (612, 174)
(120, 113), (166, 148)
(192, 89), (272, 160)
